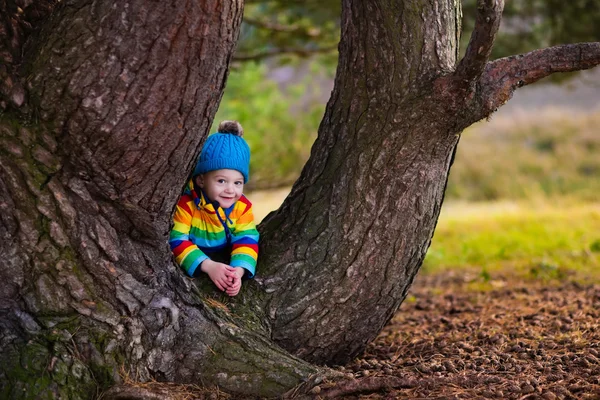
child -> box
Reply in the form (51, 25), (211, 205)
(169, 121), (259, 296)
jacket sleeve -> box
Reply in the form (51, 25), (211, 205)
(169, 194), (209, 277)
(230, 201), (259, 278)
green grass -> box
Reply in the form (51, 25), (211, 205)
(423, 201), (600, 284)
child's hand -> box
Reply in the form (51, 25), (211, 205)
(200, 259), (237, 291)
(225, 268), (245, 297)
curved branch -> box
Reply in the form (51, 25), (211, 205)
(233, 45), (337, 62)
(477, 42), (600, 119)
(455, 0), (504, 81)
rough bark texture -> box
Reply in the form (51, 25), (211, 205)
(0, 0), (59, 109)
(1, 1), (320, 398)
(258, 0), (463, 365)
(1, 0), (600, 398)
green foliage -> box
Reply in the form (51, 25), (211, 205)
(461, 0), (600, 60)
(529, 260), (566, 281)
(479, 267), (492, 282)
(237, 0), (340, 69)
(237, 0), (600, 69)
(213, 62), (325, 189)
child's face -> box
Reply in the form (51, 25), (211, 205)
(196, 169), (244, 209)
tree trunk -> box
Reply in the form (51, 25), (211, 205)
(1, 1), (318, 398)
(2, 0), (599, 398)
(259, 0), (463, 364)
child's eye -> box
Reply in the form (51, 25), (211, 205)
(217, 179), (226, 184)
(235, 181), (243, 186)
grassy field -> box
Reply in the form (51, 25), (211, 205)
(249, 189), (600, 284)
(424, 200), (600, 284)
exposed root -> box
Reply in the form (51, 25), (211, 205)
(282, 374), (419, 399)
(316, 376), (419, 398)
(99, 368), (231, 400)
(100, 382), (230, 400)
(101, 385), (176, 400)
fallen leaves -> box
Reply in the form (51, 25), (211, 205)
(335, 272), (600, 399)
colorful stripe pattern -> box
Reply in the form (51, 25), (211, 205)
(169, 180), (259, 278)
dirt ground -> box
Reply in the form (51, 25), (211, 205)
(331, 272), (600, 400)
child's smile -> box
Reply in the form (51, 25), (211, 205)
(197, 169), (244, 209)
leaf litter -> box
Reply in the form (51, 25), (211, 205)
(327, 271), (600, 399)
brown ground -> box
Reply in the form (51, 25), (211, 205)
(327, 272), (600, 400)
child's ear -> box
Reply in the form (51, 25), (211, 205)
(195, 175), (204, 188)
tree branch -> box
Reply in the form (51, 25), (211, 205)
(233, 45), (337, 62)
(477, 42), (600, 118)
(455, 0), (505, 81)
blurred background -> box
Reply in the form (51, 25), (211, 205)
(214, 0), (600, 283)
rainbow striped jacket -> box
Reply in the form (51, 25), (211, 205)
(169, 180), (259, 278)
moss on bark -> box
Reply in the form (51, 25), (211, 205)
(0, 339), (101, 400)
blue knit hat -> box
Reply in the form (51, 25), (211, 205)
(193, 121), (250, 183)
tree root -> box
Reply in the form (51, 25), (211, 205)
(101, 385), (176, 400)
(318, 376), (419, 398)
(285, 375), (419, 399)
(100, 382), (230, 400)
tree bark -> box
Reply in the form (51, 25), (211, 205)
(1, 0), (600, 398)
(2, 1), (319, 398)
(259, 0), (463, 365)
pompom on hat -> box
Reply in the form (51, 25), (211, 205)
(193, 121), (251, 183)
